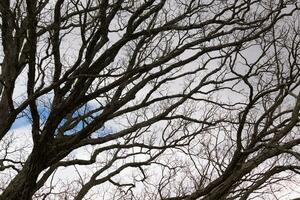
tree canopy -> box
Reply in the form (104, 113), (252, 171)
(0, 0), (300, 199)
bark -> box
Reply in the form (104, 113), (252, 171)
(0, 147), (49, 200)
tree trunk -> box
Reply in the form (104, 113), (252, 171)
(0, 148), (48, 200)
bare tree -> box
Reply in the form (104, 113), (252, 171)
(0, 0), (300, 199)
